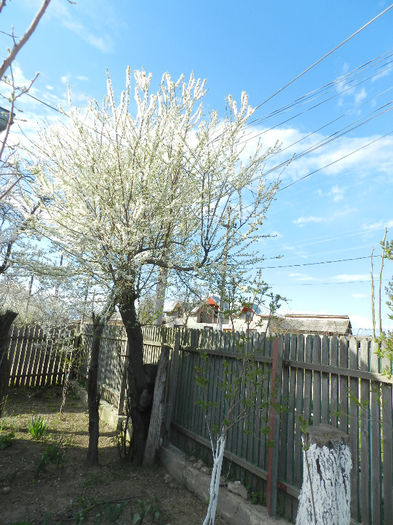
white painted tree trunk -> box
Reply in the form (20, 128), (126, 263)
(296, 439), (352, 525)
(203, 434), (226, 525)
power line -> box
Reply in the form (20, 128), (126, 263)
(277, 128), (393, 192)
(253, 3), (393, 111)
(248, 49), (393, 129)
(244, 95), (393, 187)
(283, 279), (378, 286)
(258, 255), (376, 270)
(241, 58), (393, 147)
(0, 77), (64, 114)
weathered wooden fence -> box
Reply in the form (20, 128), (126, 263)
(166, 330), (393, 525)
(6, 324), (393, 524)
(7, 325), (75, 387)
(80, 324), (164, 408)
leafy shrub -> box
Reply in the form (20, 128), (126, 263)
(28, 415), (48, 440)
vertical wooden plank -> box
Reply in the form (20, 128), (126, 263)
(27, 326), (40, 387)
(267, 338), (283, 517)
(279, 335), (290, 484)
(330, 336), (339, 427)
(360, 339), (371, 525)
(303, 336), (312, 425)
(27, 326), (40, 386)
(339, 337), (349, 433)
(285, 334), (297, 519)
(349, 337), (360, 522)
(47, 328), (58, 385)
(7, 325), (18, 385)
(41, 329), (53, 386)
(20, 326), (34, 386)
(261, 352), (270, 469)
(13, 326), (25, 386)
(321, 335), (329, 423)
(35, 328), (47, 386)
(370, 340), (381, 525)
(313, 336), (322, 425)
(382, 381), (393, 522)
(294, 335), (304, 488)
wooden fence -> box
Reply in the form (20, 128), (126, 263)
(7, 325), (75, 387)
(6, 324), (393, 524)
(156, 329), (393, 525)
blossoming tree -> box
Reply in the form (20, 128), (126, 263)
(22, 68), (279, 464)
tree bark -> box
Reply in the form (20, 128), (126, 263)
(143, 344), (170, 466)
(86, 317), (104, 466)
(296, 424), (351, 525)
(0, 310), (17, 416)
(154, 265), (169, 325)
(118, 288), (152, 465)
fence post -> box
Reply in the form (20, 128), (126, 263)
(296, 424), (351, 525)
(143, 342), (171, 466)
(267, 337), (283, 516)
(164, 330), (181, 445)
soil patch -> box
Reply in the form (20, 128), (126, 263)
(0, 387), (226, 525)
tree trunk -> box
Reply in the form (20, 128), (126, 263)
(154, 265), (169, 325)
(296, 424), (351, 525)
(118, 289), (151, 465)
(86, 317), (104, 466)
(0, 310), (17, 416)
(203, 433), (227, 525)
(143, 344), (170, 466)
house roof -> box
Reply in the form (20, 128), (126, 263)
(271, 313), (352, 335)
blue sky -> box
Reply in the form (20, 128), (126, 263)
(2, 0), (393, 332)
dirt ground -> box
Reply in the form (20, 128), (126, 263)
(0, 387), (227, 525)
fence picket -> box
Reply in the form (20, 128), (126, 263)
(294, 335), (304, 487)
(360, 338), (371, 524)
(349, 337), (360, 521)
(330, 335), (339, 427)
(321, 335), (329, 423)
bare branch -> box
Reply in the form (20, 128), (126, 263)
(0, 0), (51, 80)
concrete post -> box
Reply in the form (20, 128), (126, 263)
(296, 424), (352, 525)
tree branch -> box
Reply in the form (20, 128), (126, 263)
(0, 0), (52, 80)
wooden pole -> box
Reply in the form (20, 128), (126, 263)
(143, 343), (171, 466)
(164, 330), (181, 445)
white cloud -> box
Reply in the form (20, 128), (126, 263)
(289, 273), (316, 282)
(61, 74), (71, 85)
(317, 185), (345, 202)
(251, 125), (393, 185)
(371, 65), (393, 82)
(293, 216), (325, 226)
(355, 88), (367, 105)
(330, 185), (345, 202)
(351, 314), (374, 331)
(352, 293), (368, 299)
(362, 220), (393, 232)
(47, 0), (116, 53)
